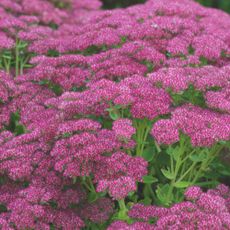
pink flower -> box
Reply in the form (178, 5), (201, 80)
(151, 119), (179, 145)
(184, 186), (202, 201)
(112, 119), (135, 140)
(97, 176), (137, 200)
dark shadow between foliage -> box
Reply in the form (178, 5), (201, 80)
(101, 0), (147, 9)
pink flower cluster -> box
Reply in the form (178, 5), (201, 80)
(149, 65), (230, 93)
(151, 104), (230, 146)
(0, 0), (230, 229)
(112, 119), (136, 141)
(206, 86), (230, 113)
(109, 184), (230, 229)
(17, 55), (90, 91)
(45, 76), (172, 121)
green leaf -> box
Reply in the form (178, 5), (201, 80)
(0, 204), (7, 213)
(47, 49), (59, 57)
(166, 146), (181, 161)
(199, 56), (208, 66)
(161, 168), (174, 180)
(50, 224), (55, 230)
(73, 177), (77, 184)
(220, 169), (230, 176)
(194, 181), (219, 187)
(148, 217), (157, 224)
(142, 175), (158, 184)
(139, 197), (152, 205)
(156, 184), (171, 206)
(174, 181), (190, 188)
(172, 148), (181, 161)
(128, 191), (135, 197)
(63, 133), (72, 138)
(98, 191), (107, 197)
(165, 51), (172, 58)
(188, 45), (195, 55)
(17, 41), (28, 48)
(51, 84), (63, 96)
(109, 110), (120, 120)
(166, 146), (173, 155)
(39, 79), (50, 85)
(142, 147), (154, 162)
(2, 55), (12, 59)
(121, 36), (127, 44)
(23, 64), (33, 68)
(88, 192), (98, 203)
(11, 111), (20, 122)
(189, 153), (206, 162)
(219, 140), (227, 145)
(15, 124), (25, 136)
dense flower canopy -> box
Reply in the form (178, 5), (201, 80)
(0, 0), (230, 229)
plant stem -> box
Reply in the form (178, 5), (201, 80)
(177, 161), (196, 182)
(117, 199), (129, 221)
(87, 177), (96, 193)
(134, 119), (152, 157)
(15, 39), (20, 77)
(81, 176), (96, 193)
(166, 137), (186, 204)
(191, 145), (223, 184)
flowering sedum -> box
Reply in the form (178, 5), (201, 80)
(0, 0), (230, 229)
(119, 185), (230, 229)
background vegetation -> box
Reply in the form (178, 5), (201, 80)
(102, 0), (230, 13)
(197, 0), (230, 13)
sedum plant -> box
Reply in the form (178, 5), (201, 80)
(0, 0), (230, 229)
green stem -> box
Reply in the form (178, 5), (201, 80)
(191, 145), (223, 184)
(177, 161), (196, 182)
(154, 140), (161, 153)
(170, 151), (174, 174)
(117, 199), (129, 221)
(82, 181), (92, 191)
(140, 125), (151, 155)
(166, 137), (186, 204)
(134, 119), (151, 157)
(118, 199), (126, 211)
(15, 39), (20, 77)
(121, 108), (124, 118)
(3, 58), (11, 73)
(20, 54), (31, 74)
(20, 59), (23, 75)
(127, 149), (132, 155)
(81, 176), (96, 193)
(146, 183), (155, 199)
(181, 149), (196, 164)
(87, 177), (96, 193)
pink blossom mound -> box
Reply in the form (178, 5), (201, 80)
(151, 104), (230, 146)
(111, 185), (230, 229)
(112, 118), (136, 140)
(0, 0), (230, 229)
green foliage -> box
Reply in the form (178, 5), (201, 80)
(142, 146), (155, 162)
(50, 0), (71, 9)
(102, 0), (147, 9)
(141, 60), (155, 74)
(47, 49), (60, 57)
(196, 0), (230, 13)
(0, 204), (7, 213)
(101, 0), (230, 13)
(169, 85), (206, 107)
(39, 79), (63, 95)
(82, 45), (107, 56)
(5, 111), (26, 136)
(142, 175), (158, 184)
(0, 39), (33, 77)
